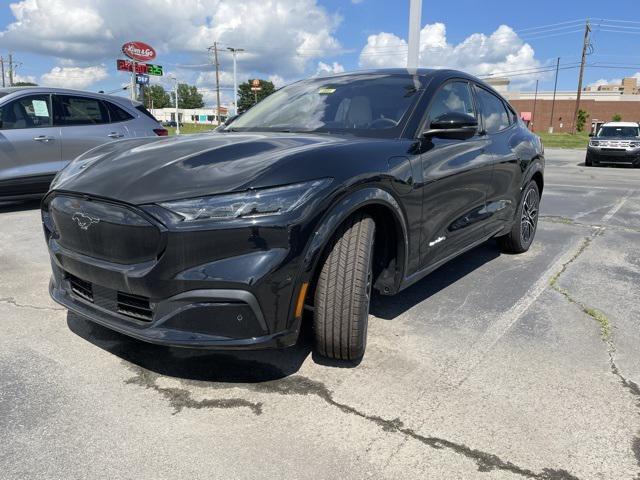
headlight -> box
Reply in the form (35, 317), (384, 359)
(590, 140), (599, 146)
(160, 179), (332, 222)
(630, 142), (640, 148)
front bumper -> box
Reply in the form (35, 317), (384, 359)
(43, 192), (310, 349)
(587, 147), (640, 165)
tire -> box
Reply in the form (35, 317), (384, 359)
(498, 181), (540, 254)
(585, 156), (592, 167)
(313, 213), (375, 361)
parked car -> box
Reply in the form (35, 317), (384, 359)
(43, 69), (544, 361)
(586, 121), (640, 167)
(0, 87), (167, 200)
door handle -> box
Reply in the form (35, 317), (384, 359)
(108, 132), (124, 138)
(33, 135), (54, 142)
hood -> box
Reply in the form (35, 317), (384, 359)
(52, 132), (381, 204)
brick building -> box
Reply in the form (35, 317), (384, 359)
(485, 77), (640, 133)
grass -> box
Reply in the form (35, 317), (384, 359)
(165, 123), (217, 136)
(537, 131), (590, 149)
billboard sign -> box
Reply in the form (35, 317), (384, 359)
(122, 41), (156, 62)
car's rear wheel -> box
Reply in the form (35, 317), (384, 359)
(498, 181), (539, 254)
(313, 212), (375, 361)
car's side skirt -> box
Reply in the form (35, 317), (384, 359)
(399, 226), (504, 292)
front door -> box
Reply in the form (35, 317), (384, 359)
(0, 94), (62, 196)
(419, 80), (494, 267)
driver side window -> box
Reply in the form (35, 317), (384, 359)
(427, 81), (475, 127)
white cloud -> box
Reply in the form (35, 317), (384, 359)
(316, 61), (345, 76)
(359, 23), (542, 87)
(0, 0), (342, 78)
(40, 65), (108, 89)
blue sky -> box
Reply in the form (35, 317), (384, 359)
(0, 0), (637, 106)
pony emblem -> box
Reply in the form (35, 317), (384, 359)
(72, 212), (100, 230)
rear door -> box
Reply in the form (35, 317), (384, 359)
(0, 93), (62, 196)
(54, 94), (125, 164)
(419, 80), (494, 267)
(473, 86), (523, 231)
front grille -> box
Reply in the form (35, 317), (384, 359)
(67, 273), (93, 302)
(117, 292), (153, 321)
(64, 271), (152, 322)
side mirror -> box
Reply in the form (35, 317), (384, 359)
(423, 112), (478, 140)
(588, 133), (594, 137)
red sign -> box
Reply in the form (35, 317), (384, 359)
(117, 59), (148, 74)
(122, 41), (156, 62)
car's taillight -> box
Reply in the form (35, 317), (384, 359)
(153, 128), (169, 136)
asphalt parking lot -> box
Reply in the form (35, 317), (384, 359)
(1, 148), (639, 480)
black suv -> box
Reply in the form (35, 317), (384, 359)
(586, 122), (640, 167)
(42, 69), (544, 361)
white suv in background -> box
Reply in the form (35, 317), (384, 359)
(586, 121), (640, 167)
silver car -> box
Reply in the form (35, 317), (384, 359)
(0, 87), (167, 200)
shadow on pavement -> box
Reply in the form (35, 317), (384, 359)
(0, 198), (42, 214)
(67, 311), (314, 383)
(370, 241), (500, 320)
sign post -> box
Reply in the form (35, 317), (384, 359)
(251, 79), (262, 105)
(121, 41), (157, 102)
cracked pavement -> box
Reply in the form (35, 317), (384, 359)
(1, 148), (639, 479)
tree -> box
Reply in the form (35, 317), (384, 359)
(576, 109), (588, 133)
(612, 113), (622, 122)
(13, 81), (38, 86)
(237, 79), (276, 113)
(175, 83), (204, 109)
(143, 84), (171, 109)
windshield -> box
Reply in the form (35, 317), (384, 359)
(597, 126), (639, 138)
(227, 74), (424, 137)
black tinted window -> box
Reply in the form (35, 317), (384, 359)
(475, 87), (510, 134)
(55, 95), (109, 126)
(428, 81), (475, 125)
(107, 102), (133, 122)
(0, 94), (52, 129)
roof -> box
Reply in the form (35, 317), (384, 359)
(602, 121), (639, 127)
(0, 86), (140, 106)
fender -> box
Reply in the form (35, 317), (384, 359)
(522, 155), (545, 193)
(301, 186), (409, 293)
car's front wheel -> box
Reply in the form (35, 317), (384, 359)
(585, 155), (592, 167)
(313, 212), (375, 361)
(498, 180), (540, 254)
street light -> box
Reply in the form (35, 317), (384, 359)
(169, 75), (180, 135)
(227, 47), (245, 116)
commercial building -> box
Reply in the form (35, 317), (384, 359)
(149, 106), (228, 125)
(486, 77), (640, 133)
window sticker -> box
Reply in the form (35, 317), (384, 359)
(318, 87), (336, 94)
(32, 100), (49, 117)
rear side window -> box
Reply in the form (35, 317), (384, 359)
(427, 81), (476, 126)
(475, 87), (510, 134)
(106, 102), (133, 122)
(0, 94), (53, 129)
(135, 105), (158, 121)
(54, 95), (109, 126)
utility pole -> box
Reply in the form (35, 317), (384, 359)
(0, 56), (5, 88)
(407, 0), (422, 69)
(208, 43), (222, 125)
(531, 79), (538, 132)
(170, 76), (180, 135)
(8, 52), (14, 86)
(549, 57), (560, 134)
(227, 47), (244, 116)
(572, 20), (591, 134)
